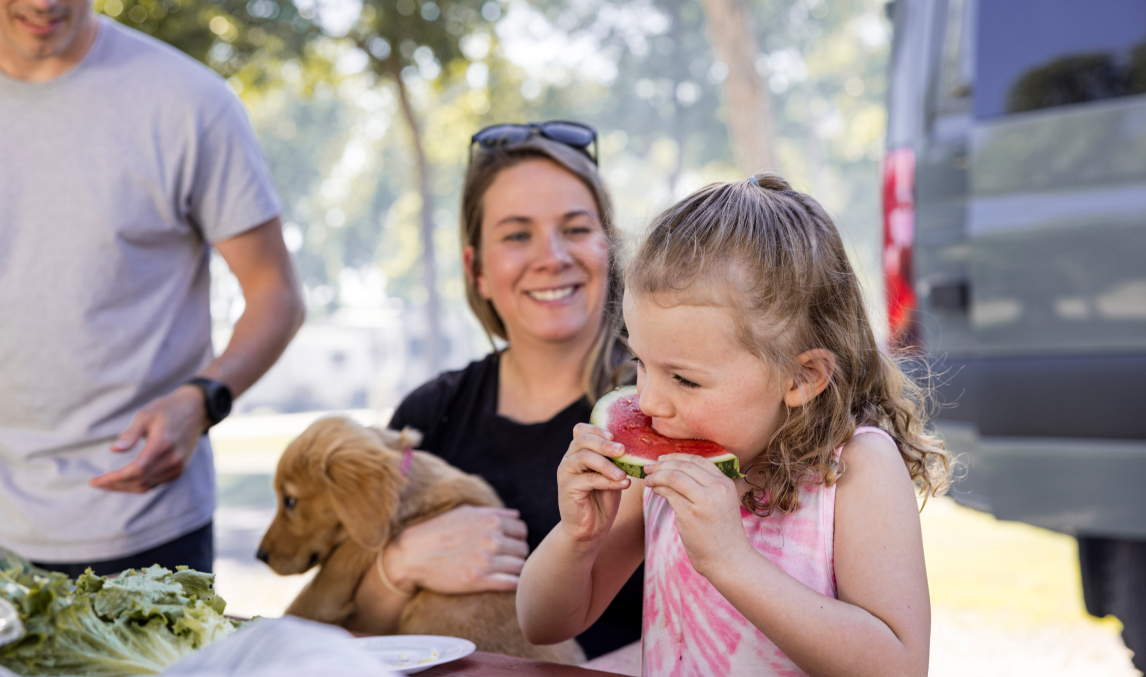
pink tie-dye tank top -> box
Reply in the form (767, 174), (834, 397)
(641, 427), (895, 677)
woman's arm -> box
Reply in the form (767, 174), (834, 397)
(346, 362), (533, 633)
(517, 424), (645, 645)
(654, 434), (930, 677)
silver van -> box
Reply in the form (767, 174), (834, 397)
(884, 0), (1146, 667)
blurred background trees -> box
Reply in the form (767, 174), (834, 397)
(95, 0), (892, 412)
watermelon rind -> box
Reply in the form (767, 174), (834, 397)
(611, 453), (742, 480)
(588, 386), (631, 430)
(590, 386), (744, 480)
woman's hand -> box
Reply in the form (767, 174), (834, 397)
(556, 423), (632, 545)
(644, 453), (749, 576)
(386, 505), (529, 594)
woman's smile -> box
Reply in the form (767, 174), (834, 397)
(525, 284), (581, 303)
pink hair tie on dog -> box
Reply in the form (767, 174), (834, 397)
(399, 446), (414, 477)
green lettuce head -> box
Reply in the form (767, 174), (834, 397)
(0, 549), (238, 676)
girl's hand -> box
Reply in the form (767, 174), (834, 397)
(557, 423), (632, 545)
(644, 453), (749, 576)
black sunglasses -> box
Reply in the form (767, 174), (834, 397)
(470, 120), (598, 165)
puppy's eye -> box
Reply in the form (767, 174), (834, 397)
(283, 495), (297, 510)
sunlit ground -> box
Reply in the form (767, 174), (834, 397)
(921, 498), (1138, 676)
(209, 414), (1140, 675)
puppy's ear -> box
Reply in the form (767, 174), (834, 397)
(369, 426), (423, 451)
(397, 426), (422, 451)
(323, 441), (404, 549)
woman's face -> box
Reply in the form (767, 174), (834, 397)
(466, 159), (610, 347)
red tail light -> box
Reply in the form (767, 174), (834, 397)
(882, 148), (916, 347)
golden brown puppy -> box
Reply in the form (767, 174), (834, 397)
(257, 416), (584, 664)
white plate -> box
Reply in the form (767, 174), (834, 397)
(354, 635), (477, 674)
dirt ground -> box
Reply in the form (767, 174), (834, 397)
(209, 413), (1141, 676)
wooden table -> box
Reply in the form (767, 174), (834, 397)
(345, 630), (628, 676)
(417, 651), (624, 676)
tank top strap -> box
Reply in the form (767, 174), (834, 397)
(833, 426), (896, 460)
(853, 425), (895, 446)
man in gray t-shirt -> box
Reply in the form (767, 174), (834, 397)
(0, 0), (304, 572)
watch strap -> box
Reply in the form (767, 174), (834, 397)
(186, 377), (233, 428)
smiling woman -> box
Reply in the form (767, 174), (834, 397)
(345, 130), (642, 661)
(464, 159), (611, 415)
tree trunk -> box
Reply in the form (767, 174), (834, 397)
(698, 0), (777, 175)
(392, 69), (442, 374)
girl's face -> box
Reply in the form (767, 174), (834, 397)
(467, 159), (610, 347)
(623, 289), (788, 467)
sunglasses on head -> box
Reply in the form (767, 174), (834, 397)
(470, 120), (598, 165)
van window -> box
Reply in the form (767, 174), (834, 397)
(934, 0), (975, 115)
(975, 0), (1146, 119)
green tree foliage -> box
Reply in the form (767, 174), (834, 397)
(505, 0), (888, 255)
(348, 0), (497, 78)
(94, 0), (319, 88)
(526, 0), (733, 191)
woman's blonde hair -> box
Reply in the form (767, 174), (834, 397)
(461, 135), (629, 401)
(628, 173), (950, 515)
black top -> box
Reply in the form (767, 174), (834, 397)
(389, 352), (642, 659)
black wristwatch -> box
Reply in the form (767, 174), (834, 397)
(186, 377), (233, 428)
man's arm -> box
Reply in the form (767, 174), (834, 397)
(91, 217), (305, 493)
(193, 216), (306, 395)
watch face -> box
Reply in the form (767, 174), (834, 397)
(213, 385), (233, 418)
(192, 378), (233, 425)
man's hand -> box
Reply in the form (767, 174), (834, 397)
(384, 505), (529, 595)
(90, 386), (208, 493)
(89, 218), (302, 495)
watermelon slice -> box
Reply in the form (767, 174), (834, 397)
(589, 386), (743, 480)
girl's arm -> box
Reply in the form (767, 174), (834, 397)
(646, 434), (930, 677)
(517, 424), (646, 645)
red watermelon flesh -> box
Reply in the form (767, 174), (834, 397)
(589, 386), (743, 479)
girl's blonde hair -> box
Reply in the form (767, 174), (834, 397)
(462, 135), (629, 401)
(628, 173), (950, 515)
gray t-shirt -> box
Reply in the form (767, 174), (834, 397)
(0, 18), (281, 562)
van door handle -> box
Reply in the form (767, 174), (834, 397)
(923, 277), (970, 312)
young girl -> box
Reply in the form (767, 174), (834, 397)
(517, 174), (950, 676)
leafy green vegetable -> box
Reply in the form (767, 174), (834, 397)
(0, 549), (238, 676)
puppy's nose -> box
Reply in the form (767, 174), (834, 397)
(255, 548), (270, 563)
